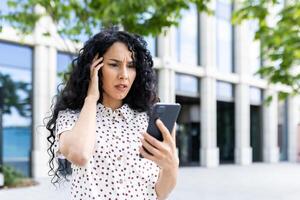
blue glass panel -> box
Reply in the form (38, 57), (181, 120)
(216, 81), (234, 102)
(57, 52), (75, 87)
(176, 4), (198, 66)
(175, 73), (199, 94)
(144, 36), (156, 57)
(250, 87), (262, 105)
(216, 1), (233, 73)
(0, 42), (32, 69)
(0, 42), (32, 177)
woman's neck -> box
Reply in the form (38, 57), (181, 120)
(102, 98), (122, 111)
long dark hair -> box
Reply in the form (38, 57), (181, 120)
(46, 29), (159, 184)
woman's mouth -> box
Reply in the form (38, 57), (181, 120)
(115, 84), (128, 92)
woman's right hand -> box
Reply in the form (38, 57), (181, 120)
(86, 54), (104, 102)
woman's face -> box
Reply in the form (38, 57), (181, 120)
(101, 42), (136, 107)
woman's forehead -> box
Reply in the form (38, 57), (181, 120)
(104, 42), (133, 62)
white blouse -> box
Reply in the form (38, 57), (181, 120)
(54, 103), (160, 200)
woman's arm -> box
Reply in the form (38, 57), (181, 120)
(59, 97), (98, 166)
(59, 56), (103, 166)
(139, 119), (179, 200)
(155, 167), (178, 200)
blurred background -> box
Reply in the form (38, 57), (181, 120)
(0, 0), (299, 199)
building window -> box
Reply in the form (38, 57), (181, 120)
(0, 41), (33, 177)
(250, 87), (262, 105)
(247, 20), (261, 77)
(176, 4), (199, 66)
(216, 0), (234, 73)
(57, 51), (76, 90)
(144, 36), (157, 57)
(175, 73), (200, 97)
(216, 81), (234, 102)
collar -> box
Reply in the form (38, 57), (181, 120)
(97, 103), (135, 123)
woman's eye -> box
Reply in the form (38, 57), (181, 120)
(109, 63), (118, 67)
(128, 64), (135, 68)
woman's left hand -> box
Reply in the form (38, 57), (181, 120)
(139, 119), (179, 171)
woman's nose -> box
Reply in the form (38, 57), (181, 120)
(118, 65), (129, 80)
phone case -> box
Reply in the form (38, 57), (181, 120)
(147, 103), (181, 141)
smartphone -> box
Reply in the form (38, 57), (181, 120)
(141, 103), (181, 157)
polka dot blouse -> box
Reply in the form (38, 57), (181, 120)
(54, 103), (160, 200)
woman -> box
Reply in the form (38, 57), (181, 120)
(46, 29), (179, 200)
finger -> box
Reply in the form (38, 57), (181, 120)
(142, 132), (164, 151)
(156, 119), (172, 143)
(92, 53), (99, 63)
(171, 123), (176, 141)
(139, 146), (157, 162)
(141, 138), (161, 157)
(91, 61), (103, 76)
(91, 57), (103, 68)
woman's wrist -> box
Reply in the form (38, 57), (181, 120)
(85, 96), (99, 103)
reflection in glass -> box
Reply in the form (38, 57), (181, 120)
(57, 52), (75, 89)
(216, 0), (233, 73)
(176, 4), (198, 66)
(0, 42), (32, 177)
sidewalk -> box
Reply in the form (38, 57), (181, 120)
(0, 163), (299, 200)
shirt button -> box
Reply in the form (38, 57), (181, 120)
(117, 156), (122, 161)
(116, 136), (120, 140)
(119, 179), (123, 184)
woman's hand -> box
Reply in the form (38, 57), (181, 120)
(139, 119), (179, 172)
(86, 54), (104, 102)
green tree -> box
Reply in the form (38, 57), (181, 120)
(1, 0), (299, 97)
(232, 0), (300, 99)
(0, 73), (31, 117)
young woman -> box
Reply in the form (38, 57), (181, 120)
(46, 29), (179, 200)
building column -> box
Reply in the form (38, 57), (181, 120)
(199, 0), (219, 167)
(201, 77), (219, 167)
(287, 95), (300, 162)
(157, 66), (175, 103)
(31, 5), (58, 178)
(234, 14), (252, 165)
(157, 29), (175, 103)
(263, 89), (279, 163)
(235, 84), (252, 164)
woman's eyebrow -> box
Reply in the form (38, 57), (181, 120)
(109, 58), (134, 65)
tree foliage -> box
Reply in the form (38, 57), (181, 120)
(0, 0), (299, 97)
(0, 73), (31, 117)
(232, 0), (300, 97)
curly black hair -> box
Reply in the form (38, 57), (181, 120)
(46, 29), (159, 185)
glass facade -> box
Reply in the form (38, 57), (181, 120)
(144, 36), (157, 57)
(247, 20), (261, 77)
(278, 100), (288, 161)
(250, 87), (263, 162)
(57, 51), (76, 91)
(0, 41), (33, 176)
(176, 4), (199, 66)
(175, 73), (199, 96)
(216, 81), (235, 163)
(216, 0), (234, 73)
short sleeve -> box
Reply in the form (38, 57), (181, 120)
(53, 109), (79, 159)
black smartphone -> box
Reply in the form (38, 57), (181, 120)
(141, 103), (181, 157)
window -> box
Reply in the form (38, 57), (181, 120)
(175, 73), (199, 96)
(144, 36), (157, 57)
(176, 4), (199, 66)
(57, 51), (76, 89)
(216, 81), (234, 102)
(250, 87), (262, 105)
(216, 0), (234, 73)
(0, 42), (33, 177)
